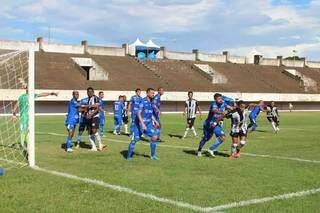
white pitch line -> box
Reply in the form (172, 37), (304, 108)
(32, 166), (320, 212)
(205, 187), (320, 212)
(32, 166), (209, 212)
(37, 132), (320, 164)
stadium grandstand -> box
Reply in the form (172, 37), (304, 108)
(0, 37), (320, 114)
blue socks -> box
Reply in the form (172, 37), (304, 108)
(209, 138), (223, 151)
(150, 141), (157, 157)
(66, 136), (72, 149)
(127, 141), (136, 159)
(252, 123), (257, 131)
(77, 135), (81, 143)
(99, 125), (104, 136)
(198, 138), (207, 152)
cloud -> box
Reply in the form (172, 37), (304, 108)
(0, 0), (319, 60)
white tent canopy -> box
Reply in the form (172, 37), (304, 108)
(129, 38), (147, 48)
(146, 40), (160, 49)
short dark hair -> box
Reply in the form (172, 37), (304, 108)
(146, 88), (154, 93)
(188, 91), (193, 95)
(87, 87), (94, 92)
(99, 91), (104, 95)
(214, 93), (222, 100)
(119, 95), (123, 99)
(135, 88), (141, 92)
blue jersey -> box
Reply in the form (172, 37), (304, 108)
(250, 105), (262, 117)
(130, 95), (142, 115)
(113, 101), (124, 117)
(222, 95), (234, 105)
(205, 101), (230, 124)
(66, 98), (79, 124)
(99, 99), (105, 119)
(153, 93), (161, 117)
(139, 97), (154, 124)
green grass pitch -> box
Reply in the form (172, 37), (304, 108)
(1, 112), (320, 212)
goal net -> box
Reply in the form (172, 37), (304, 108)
(0, 50), (35, 170)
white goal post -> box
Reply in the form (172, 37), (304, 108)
(28, 49), (35, 167)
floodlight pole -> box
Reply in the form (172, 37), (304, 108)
(28, 49), (35, 167)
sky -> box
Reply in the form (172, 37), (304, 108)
(0, 0), (319, 60)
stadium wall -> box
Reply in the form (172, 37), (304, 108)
(165, 51), (196, 61)
(259, 58), (280, 66)
(197, 52), (227, 63)
(1, 90), (319, 114)
(306, 61), (320, 68)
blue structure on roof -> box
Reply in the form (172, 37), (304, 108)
(129, 38), (160, 59)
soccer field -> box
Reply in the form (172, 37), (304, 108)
(1, 112), (320, 212)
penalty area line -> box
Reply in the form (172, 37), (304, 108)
(32, 166), (210, 212)
(205, 187), (320, 211)
(32, 166), (320, 212)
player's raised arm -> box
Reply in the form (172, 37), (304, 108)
(37, 92), (58, 97)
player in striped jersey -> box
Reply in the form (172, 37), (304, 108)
(122, 95), (129, 135)
(226, 100), (248, 158)
(182, 91), (202, 139)
(266, 101), (280, 133)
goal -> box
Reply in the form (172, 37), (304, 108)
(0, 50), (35, 170)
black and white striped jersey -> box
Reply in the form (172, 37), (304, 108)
(266, 106), (279, 118)
(230, 109), (248, 134)
(123, 101), (129, 117)
(185, 99), (199, 119)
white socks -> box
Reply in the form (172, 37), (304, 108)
(124, 124), (129, 134)
(89, 135), (97, 151)
(183, 128), (190, 138)
(183, 127), (197, 138)
(191, 127), (197, 136)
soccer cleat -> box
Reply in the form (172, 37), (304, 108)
(66, 148), (73, 153)
(90, 147), (98, 152)
(197, 151), (202, 157)
(75, 143), (80, 149)
(228, 154), (235, 160)
(208, 149), (216, 158)
(151, 155), (160, 160)
(235, 152), (241, 158)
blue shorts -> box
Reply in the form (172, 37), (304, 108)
(100, 116), (105, 125)
(132, 122), (158, 141)
(66, 123), (77, 131)
(203, 124), (225, 141)
(114, 116), (122, 127)
(249, 115), (257, 124)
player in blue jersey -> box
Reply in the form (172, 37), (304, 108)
(153, 87), (164, 141)
(65, 91), (82, 153)
(197, 93), (233, 157)
(247, 100), (266, 132)
(75, 96), (89, 148)
(128, 88), (142, 136)
(113, 96), (125, 135)
(98, 91), (106, 137)
(127, 88), (160, 160)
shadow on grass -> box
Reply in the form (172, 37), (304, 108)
(60, 142), (91, 150)
(168, 134), (183, 139)
(183, 149), (230, 158)
(120, 150), (150, 159)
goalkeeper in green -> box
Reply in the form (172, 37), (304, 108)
(12, 86), (58, 150)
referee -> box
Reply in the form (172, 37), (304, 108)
(182, 91), (202, 139)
